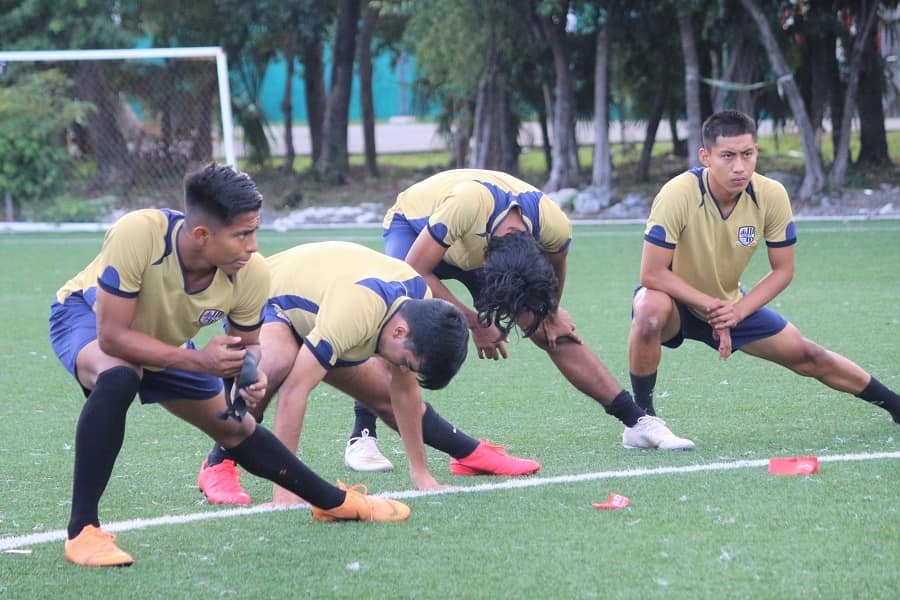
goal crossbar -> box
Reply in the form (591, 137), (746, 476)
(0, 47), (235, 166)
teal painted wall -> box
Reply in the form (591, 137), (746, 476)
(257, 52), (416, 123)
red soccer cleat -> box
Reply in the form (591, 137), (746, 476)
(197, 459), (251, 505)
(449, 440), (541, 476)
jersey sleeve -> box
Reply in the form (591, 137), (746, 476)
(761, 179), (797, 247)
(228, 253), (270, 331)
(538, 197), (573, 253)
(644, 177), (691, 249)
(96, 212), (163, 298)
(303, 287), (382, 368)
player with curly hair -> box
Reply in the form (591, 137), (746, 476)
(196, 241), (541, 505)
(339, 169), (694, 473)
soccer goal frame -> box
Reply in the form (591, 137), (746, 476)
(0, 46), (236, 166)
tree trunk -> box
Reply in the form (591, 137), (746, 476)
(677, 6), (702, 168)
(712, 38), (757, 115)
(537, 1), (580, 191)
(499, 90), (520, 174)
(638, 84), (667, 182)
(315, 0), (360, 183)
(449, 98), (473, 168)
(539, 84), (553, 171)
(591, 22), (611, 190)
(194, 74), (215, 163)
(302, 37), (327, 165)
(800, 28), (835, 156)
(828, 38), (846, 153)
(470, 48), (519, 172)
(281, 41), (297, 174)
(740, 0), (824, 201)
(358, 1), (380, 177)
(856, 21), (890, 166)
(75, 61), (129, 188)
(831, 0), (880, 185)
(470, 68), (495, 169)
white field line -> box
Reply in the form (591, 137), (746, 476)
(2, 450), (898, 552)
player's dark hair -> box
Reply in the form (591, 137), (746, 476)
(183, 162), (263, 227)
(399, 298), (469, 390)
(701, 110), (757, 149)
(475, 230), (558, 338)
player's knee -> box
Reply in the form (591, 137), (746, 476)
(631, 307), (668, 339)
(214, 414), (255, 446)
(632, 292), (672, 328)
(790, 341), (829, 377)
(94, 366), (140, 406)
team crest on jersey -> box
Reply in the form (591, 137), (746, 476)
(198, 308), (226, 325)
(736, 225), (756, 246)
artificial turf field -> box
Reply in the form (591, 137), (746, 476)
(1, 220), (898, 599)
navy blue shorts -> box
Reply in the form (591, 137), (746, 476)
(383, 213), (483, 301)
(49, 293), (223, 403)
(633, 287), (788, 352)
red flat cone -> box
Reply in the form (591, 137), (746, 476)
(593, 493), (630, 510)
(768, 456), (819, 475)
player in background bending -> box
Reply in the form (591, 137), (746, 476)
(342, 169), (693, 473)
(197, 241), (540, 506)
(50, 164), (409, 568)
(628, 109), (900, 431)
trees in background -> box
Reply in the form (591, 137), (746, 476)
(0, 70), (90, 220)
(0, 0), (141, 188)
(1, 0), (897, 209)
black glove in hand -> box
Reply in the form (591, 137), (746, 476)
(217, 352), (258, 422)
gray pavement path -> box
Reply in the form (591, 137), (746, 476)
(236, 117), (900, 157)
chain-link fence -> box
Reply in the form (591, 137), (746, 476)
(0, 48), (231, 222)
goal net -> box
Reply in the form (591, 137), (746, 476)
(0, 47), (234, 219)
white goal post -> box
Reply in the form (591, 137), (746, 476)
(0, 46), (236, 166)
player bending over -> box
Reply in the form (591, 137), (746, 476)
(50, 164), (408, 568)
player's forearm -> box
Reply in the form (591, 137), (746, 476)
(427, 275), (480, 328)
(98, 328), (203, 371)
(641, 268), (718, 314)
(389, 377), (431, 482)
(737, 267), (793, 319)
(271, 387), (309, 455)
(548, 251), (568, 304)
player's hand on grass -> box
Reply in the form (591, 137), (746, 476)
(271, 484), (307, 508)
(471, 322), (508, 360)
(410, 470), (452, 491)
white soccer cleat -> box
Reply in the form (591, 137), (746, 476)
(622, 415), (695, 450)
(344, 429), (394, 472)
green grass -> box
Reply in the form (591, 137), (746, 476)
(1, 221), (899, 598)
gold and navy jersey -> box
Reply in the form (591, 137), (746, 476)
(55, 208), (269, 353)
(265, 241), (431, 368)
(644, 167), (796, 316)
(383, 169), (572, 271)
